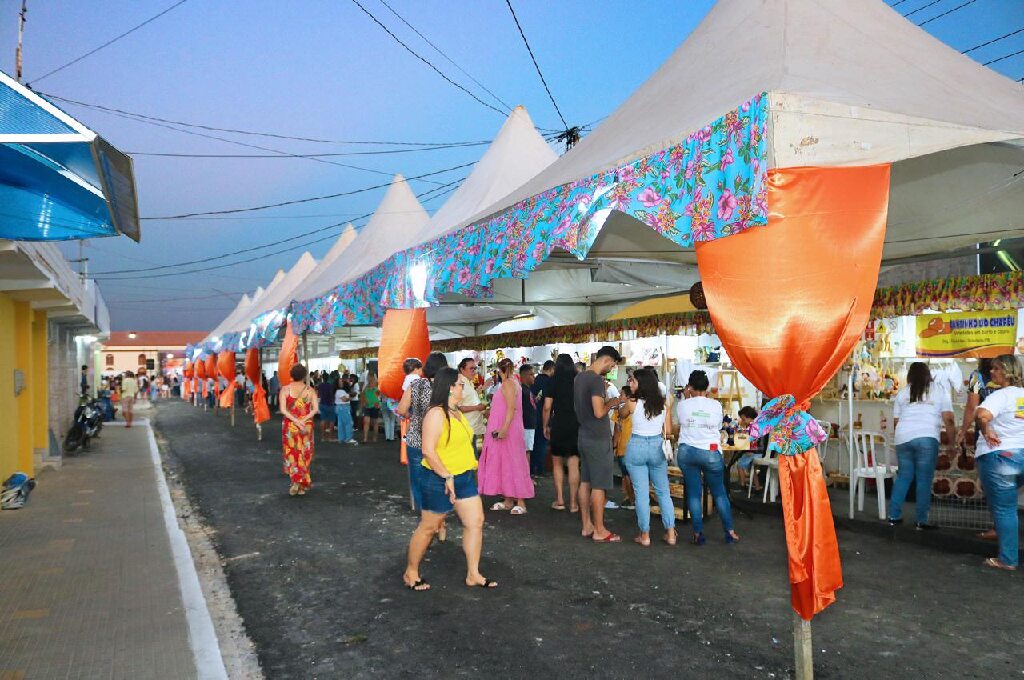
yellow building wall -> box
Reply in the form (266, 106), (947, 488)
(32, 310), (48, 454)
(14, 301), (33, 475)
(0, 294), (19, 479)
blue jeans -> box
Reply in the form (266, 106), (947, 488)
(381, 408), (396, 440)
(888, 437), (940, 524)
(406, 445), (425, 512)
(336, 407), (354, 442)
(624, 435), (675, 532)
(677, 443), (734, 535)
(977, 449), (1024, 567)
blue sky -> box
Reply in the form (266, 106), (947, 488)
(3, 0), (1022, 331)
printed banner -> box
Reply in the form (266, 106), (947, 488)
(915, 310), (1017, 358)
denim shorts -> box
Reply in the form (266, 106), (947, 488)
(319, 403), (336, 420)
(419, 469), (478, 514)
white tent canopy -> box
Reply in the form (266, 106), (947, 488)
(244, 251), (317, 326)
(440, 0), (1024, 272)
(287, 223), (357, 304)
(202, 268), (284, 346)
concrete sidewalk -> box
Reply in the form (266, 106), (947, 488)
(0, 421), (215, 680)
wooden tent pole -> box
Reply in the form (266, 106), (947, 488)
(794, 613), (813, 680)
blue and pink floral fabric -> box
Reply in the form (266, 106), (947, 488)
(749, 395), (828, 457)
(219, 93), (768, 351)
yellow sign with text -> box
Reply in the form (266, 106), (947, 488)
(915, 310), (1017, 358)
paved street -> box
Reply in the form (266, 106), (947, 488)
(155, 400), (1023, 679)
(0, 423), (198, 680)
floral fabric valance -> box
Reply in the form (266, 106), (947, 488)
(272, 93), (770, 348)
(871, 271), (1024, 319)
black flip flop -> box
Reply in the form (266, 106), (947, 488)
(405, 579), (431, 591)
(467, 578), (498, 589)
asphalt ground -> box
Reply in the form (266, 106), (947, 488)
(154, 400), (1023, 679)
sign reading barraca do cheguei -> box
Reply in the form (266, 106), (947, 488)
(915, 310), (1018, 358)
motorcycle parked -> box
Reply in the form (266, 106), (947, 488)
(64, 398), (104, 455)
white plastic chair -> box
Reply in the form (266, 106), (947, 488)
(748, 447), (779, 503)
(850, 430), (897, 519)
(815, 419), (835, 472)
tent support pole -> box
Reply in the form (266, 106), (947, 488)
(793, 613), (813, 680)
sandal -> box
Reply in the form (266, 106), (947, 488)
(467, 578), (498, 589)
(663, 530), (677, 546)
(404, 579), (431, 591)
(289, 484), (300, 496)
(592, 532), (622, 543)
(983, 557), (1017, 571)
(510, 506), (527, 515)
(725, 530), (740, 544)
(691, 532), (706, 546)
(634, 535), (651, 547)
(490, 502), (511, 511)
(551, 502), (566, 511)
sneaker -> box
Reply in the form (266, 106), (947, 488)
(621, 503), (636, 510)
(347, 440), (359, 446)
(604, 500), (620, 510)
(915, 523), (939, 531)
(886, 518), (903, 527)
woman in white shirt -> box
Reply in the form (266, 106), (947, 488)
(622, 368), (676, 547)
(975, 354), (1024, 571)
(674, 370), (737, 545)
(887, 362), (955, 529)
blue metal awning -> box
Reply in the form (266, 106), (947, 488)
(0, 71), (140, 241)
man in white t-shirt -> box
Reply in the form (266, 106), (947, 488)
(456, 358), (487, 454)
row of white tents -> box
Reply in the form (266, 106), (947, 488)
(199, 0), (1024, 361)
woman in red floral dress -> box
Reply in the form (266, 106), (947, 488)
(281, 364), (319, 496)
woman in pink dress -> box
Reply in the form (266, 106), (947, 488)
(478, 358), (535, 514)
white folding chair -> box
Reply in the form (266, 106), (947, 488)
(851, 430), (897, 519)
(814, 419), (834, 472)
(748, 447), (779, 502)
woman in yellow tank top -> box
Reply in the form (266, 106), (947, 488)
(403, 367), (496, 592)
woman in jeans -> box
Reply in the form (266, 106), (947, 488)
(398, 352), (448, 540)
(403, 367), (495, 591)
(887, 362), (955, 529)
(622, 369), (676, 547)
(674, 370), (738, 545)
(974, 354), (1024, 571)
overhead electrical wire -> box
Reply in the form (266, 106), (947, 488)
(30, 0), (190, 85)
(962, 28), (1024, 54)
(93, 175), (467, 276)
(38, 92), (490, 147)
(349, 0), (509, 118)
(917, 0), (978, 26)
(125, 141), (489, 158)
(504, 0), (567, 129)
(376, 0), (513, 112)
(143, 161), (474, 219)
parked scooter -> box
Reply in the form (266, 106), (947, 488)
(64, 397), (104, 455)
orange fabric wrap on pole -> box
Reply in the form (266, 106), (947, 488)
(245, 348), (271, 424)
(205, 354), (218, 401)
(278, 322), (299, 387)
(695, 164), (890, 620)
(196, 358), (208, 398)
(182, 361), (192, 400)
(217, 351), (237, 409)
(378, 308), (431, 401)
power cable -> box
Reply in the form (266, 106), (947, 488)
(504, 0), (567, 129)
(918, 0), (977, 26)
(126, 142), (489, 158)
(962, 27), (1024, 53)
(349, 0), (509, 117)
(889, 0), (910, 7)
(143, 161), (474, 219)
(983, 46), (1024, 66)
(38, 92), (489, 146)
(30, 0), (190, 85)
(94, 175), (467, 276)
(376, 0), (513, 112)
(903, 0), (945, 18)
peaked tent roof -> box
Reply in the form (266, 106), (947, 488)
(244, 252), (317, 325)
(411, 106), (557, 247)
(443, 0), (1024, 266)
(289, 223), (358, 304)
